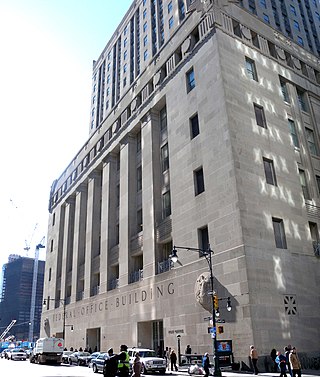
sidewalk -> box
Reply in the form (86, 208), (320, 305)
(167, 369), (320, 377)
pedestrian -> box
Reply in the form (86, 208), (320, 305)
(164, 347), (169, 369)
(271, 349), (277, 372)
(118, 344), (130, 377)
(202, 352), (211, 377)
(250, 345), (259, 375)
(104, 348), (119, 377)
(132, 352), (142, 377)
(276, 351), (287, 377)
(185, 345), (192, 363)
(170, 349), (178, 372)
(285, 346), (292, 377)
(289, 347), (301, 377)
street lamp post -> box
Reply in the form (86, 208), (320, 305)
(170, 244), (222, 377)
(177, 334), (181, 366)
(43, 298), (66, 340)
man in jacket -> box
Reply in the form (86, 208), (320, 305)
(104, 348), (119, 377)
(289, 347), (301, 377)
(118, 344), (130, 377)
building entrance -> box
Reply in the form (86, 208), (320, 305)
(86, 327), (100, 352)
(137, 320), (164, 356)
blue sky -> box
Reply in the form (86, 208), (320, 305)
(0, 0), (132, 268)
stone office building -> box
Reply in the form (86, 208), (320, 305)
(41, 0), (320, 363)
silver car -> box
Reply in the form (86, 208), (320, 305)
(7, 348), (27, 361)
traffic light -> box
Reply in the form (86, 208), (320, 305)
(218, 326), (224, 334)
(213, 295), (219, 310)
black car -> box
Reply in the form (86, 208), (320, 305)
(68, 351), (91, 366)
(91, 352), (108, 373)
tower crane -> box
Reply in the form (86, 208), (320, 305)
(24, 223), (38, 257)
(0, 319), (16, 340)
(28, 236), (45, 342)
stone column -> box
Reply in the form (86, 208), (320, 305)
(71, 183), (87, 302)
(118, 134), (135, 286)
(141, 111), (161, 277)
(84, 170), (102, 298)
(100, 154), (117, 292)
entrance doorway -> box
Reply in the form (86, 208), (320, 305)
(86, 327), (100, 352)
(137, 320), (164, 356)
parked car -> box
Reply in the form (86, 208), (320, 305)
(68, 351), (91, 366)
(0, 349), (10, 359)
(91, 352), (108, 373)
(7, 348), (27, 361)
(62, 350), (73, 364)
(127, 348), (167, 374)
(87, 352), (101, 368)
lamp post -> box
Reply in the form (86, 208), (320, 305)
(170, 244), (222, 377)
(43, 298), (66, 340)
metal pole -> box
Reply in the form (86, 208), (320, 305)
(62, 300), (65, 340)
(177, 335), (181, 366)
(207, 247), (221, 377)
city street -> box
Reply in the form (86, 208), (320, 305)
(1, 358), (320, 377)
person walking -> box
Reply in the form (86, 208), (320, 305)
(104, 348), (119, 377)
(250, 345), (259, 375)
(202, 352), (211, 377)
(185, 345), (192, 363)
(132, 352), (142, 377)
(285, 346), (293, 377)
(289, 347), (301, 377)
(276, 351), (287, 377)
(271, 349), (278, 373)
(170, 349), (178, 372)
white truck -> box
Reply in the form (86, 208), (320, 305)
(29, 337), (64, 364)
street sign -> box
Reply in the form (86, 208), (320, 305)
(216, 319), (225, 323)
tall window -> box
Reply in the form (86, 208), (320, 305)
(198, 226), (209, 253)
(280, 77), (290, 102)
(162, 190), (171, 218)
(194, 167), (205, 196)
(288, 119), (299, 148)
(297, 88), (307, 112)
(272, 218), (287, 249)
(160, 107), (168, 142)
(263, 158), (277, 186)
(190, 113), (200, 139)
(137, 209), (143, 233)
(161, 144), (169, 172)
(137, 165), (142, 191)
(245, 57), (258, 81)
(316, 175), (320, 195)
(169, 16), (174, 29)
(299, 169), (310, 200)
(305, 128), (318, 156)
(186, 68), (195, 92)
(254, 103), (267, 128)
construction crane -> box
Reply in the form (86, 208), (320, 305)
(24, 223), (38, 257)
(0, 319), (16, 340)
(28, 237), (45, 342)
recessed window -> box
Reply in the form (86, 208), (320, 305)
(186, 68), (195, 92)
(305, 128), (318, 156)
(144, 35), (148, 47)
(316, 175), (320, 195)
(161, 144), (169, 172)
(299, 169), (310, 200)
(169, 16), (174, 29)
(48, 268), (52, 281)
(297, 36), (304, 46)
(50, 239), (54, 252)
(297, 88), (307, 112)
(290, 5), (296, 15)
(137, 131), (141, 153)
(284, 295), (297, 315)
(143, 8), (147, 19)
(294, 21), (300, 31)
(168, 1), (173, 13)
(143, 0), (147, 5)
(190, 113), (200, 139)
(143, 22), (147, 32)
(144, 50), (148, 61)
(260, 0), (266, 8)
(288, 119), (299, 148)
(263, 158), (277, 186)
(245, 57), (258, 81)
(279, 77), (290, 103)
(162, 190), (171, 218)
(137, 165), (142, 191)
(198, 226), (209, 254)
(263, 14), (270, 23)
(194, 167), (205, 196)
(272, 218), (287, 249)
(254, 103), (267, 128)
(137, 209), (143, 233)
